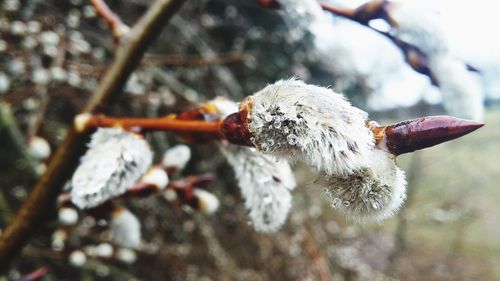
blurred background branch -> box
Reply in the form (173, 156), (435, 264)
(0, 0), (186, 271)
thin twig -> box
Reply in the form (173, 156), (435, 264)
(301, 229), (334, 281)
(91, 0), (130, 40)
(79, 114), (222, 134)
(0, 103), (39, 179)
(386, 152), (421, 275)
(171, 16), (245, 99)
(0, 0), (186, 271)
(0, 186), (13, 225)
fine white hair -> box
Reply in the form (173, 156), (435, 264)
(71, 128), (153, 209)
(210, 97), (297, 232)
(388, 1), (484, 121)
(220, 144), (296, 232)
(320, 149), (407, 222)
(388, 1), (450, 56)
(244, 79), (374, 177)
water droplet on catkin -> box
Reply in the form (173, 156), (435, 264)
(264, 113), (273, 122)
(287, 134), (298, 145)
(331, 197), (341, 208)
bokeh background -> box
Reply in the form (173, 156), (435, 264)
(1, 0), (499, 280)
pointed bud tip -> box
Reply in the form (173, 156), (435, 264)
(450, 118), (484, 134)
(384, 115), (484, 155)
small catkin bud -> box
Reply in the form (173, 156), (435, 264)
(115, 248), (137, 264)
(95, 243), (114, 258)
(141, 166), (169, 190)
(27, 136), (51, 160)
(163, 189), (177, 202)
(58, 207), (78, 226)
(110, 207), (141, 249)
(243, 78), (374, 177)
(193, 188), (220, 215)
(69, 250), (87, 267)
(51, 229), (67, 251)
(71, 128), (153, 209)
(162, 144), (191, 171)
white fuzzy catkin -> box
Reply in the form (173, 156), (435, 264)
(429, 56), (484, 121)
(208, 97), (297, 232)
(278, 0), (405, 95)
(244, 79), (374, 177)
(387, 2), (484, 121)
(71, 128), (153, 209)
(220, 144), (296, 232)
(388, 1), (450, 56)
(320, 149), (407, 222)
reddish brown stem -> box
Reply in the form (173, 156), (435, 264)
(169, 173), (215, 190)
(82, 114), (223, 134)
(77, 111), (255, 147)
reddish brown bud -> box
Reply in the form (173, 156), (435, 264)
(383, 116), (484, 155)
(257, 0), (281, 9)
(220, 110), (253, 147)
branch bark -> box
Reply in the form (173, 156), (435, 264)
(0, 0), (186, 271)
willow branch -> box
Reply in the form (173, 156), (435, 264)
(318, 2), (436, 82)
(258, 0), (435, 79)
(77, 114), (223, 134)
(0, 0), (186, 271)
